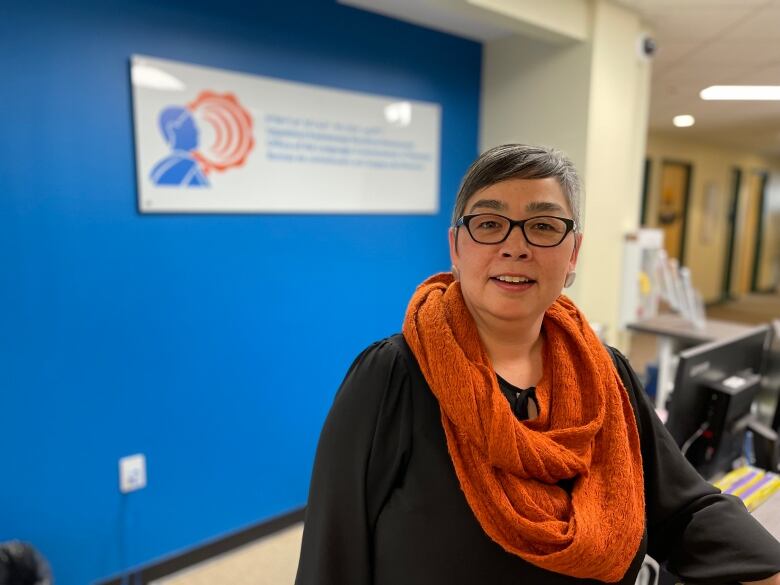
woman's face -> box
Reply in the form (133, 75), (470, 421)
(449, 177), (582, 331)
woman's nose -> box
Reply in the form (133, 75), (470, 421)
(499, 225), (531, 258)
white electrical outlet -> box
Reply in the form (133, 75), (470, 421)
(119, 453), (147, 493)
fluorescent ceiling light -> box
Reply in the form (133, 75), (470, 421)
(673, 115), (695, 128)
(700, 86), (780, 100)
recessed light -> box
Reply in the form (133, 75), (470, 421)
(673, 115), (695, 128)
(700, 86), (780, 100)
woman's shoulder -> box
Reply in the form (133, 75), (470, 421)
(321, 335), (419, 468)
(343, 333), (411, 378)
(604, 345), (637, 392)
(604, 345), (657, 441)
(332, 333), (416, 409)
(351, 333), (410, 365)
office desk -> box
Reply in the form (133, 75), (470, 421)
(627, 314), (752, 410)
(753, 488), (780, 541)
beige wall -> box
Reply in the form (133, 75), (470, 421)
(645, 132), (780, 301)
(481, 0), (651, 347)
(577, 0), (651, 345)
(480, 33), (593, 174)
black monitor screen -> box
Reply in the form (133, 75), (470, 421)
(665, 324), (771, 477)
(758, 320), (780, 431)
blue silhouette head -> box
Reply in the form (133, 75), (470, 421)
(158, 106), (198, 151)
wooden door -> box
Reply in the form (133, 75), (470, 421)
(658, 162), (691, 262)
(732, 172), (764, 296)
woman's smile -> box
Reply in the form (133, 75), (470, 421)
(490, 274), (536, 292)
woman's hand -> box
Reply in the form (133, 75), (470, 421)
(742, 573), (780, 585)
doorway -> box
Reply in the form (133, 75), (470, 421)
(657, 161), (692, 264)
(728, 170), (768, 298)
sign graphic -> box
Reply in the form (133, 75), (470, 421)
(150, 92), (254, 187)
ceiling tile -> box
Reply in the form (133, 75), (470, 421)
(721, 6), (780, 40)
(734, 63), (780, 83)
(682, 39), (780, 66)
(618, 0), (768, 7)
(651, 41), (701, 66)
(641, 7), (757, 41)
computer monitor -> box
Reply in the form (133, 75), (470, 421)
(665, 324), (772, 479)
(756, 320), (780, 432)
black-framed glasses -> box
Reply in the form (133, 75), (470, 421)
(455, 213), (577, 247)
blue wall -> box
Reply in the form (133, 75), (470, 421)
(0, 0), (480, 583)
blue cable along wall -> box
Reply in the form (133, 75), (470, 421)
(0, 0), (480, 583)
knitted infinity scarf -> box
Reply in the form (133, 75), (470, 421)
(402, 273), (644, 582)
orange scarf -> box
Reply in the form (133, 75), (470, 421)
(402, 273), (644, 582)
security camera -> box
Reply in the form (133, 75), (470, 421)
(637, 34), (657, 60)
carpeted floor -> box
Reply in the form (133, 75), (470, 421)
(705, 292), (780, 325)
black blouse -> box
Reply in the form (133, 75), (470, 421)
(296, 334), (780, 585)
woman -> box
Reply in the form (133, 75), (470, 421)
(296, 145), (780, 584)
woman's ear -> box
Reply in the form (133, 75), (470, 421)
(449, 227), (459, 266)
(569, 232), (583, 272)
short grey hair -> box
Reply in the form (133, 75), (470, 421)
(451, 144), (583, 230)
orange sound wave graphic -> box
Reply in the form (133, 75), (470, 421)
(188, 91), (254, 174)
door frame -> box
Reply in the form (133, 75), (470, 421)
(721, 167), (742, 301)
(640, 158), (651, 226)
(751, 171), (769, 292)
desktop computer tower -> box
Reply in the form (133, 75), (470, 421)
(684, 369), (761, 479)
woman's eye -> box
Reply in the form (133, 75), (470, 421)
(531, 221), (558, 232)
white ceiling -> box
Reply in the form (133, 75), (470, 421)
(615, 0), (780, 156)
(342, 0), (780, 157)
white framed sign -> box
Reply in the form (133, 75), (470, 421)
(130, 55), (441, 214)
